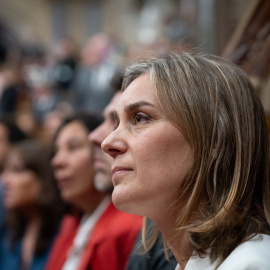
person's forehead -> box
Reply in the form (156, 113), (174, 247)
(57, 122), (88, 142)
(117, 75), (156, 109)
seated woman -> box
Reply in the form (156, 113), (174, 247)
(0, 115), (28, 230)
(102, 52), (270, 270)
(45, 112), (142, 270)
(0, 140), (65, 270)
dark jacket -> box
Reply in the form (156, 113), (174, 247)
(126, 222), (177, 270)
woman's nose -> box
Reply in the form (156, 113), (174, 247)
(101, 131), (126, 159)
(51, 151), (65, 168)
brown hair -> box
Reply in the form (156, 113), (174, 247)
(123, 52), (270, 263)
(7, 140), (66, 255)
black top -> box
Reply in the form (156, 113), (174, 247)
(126, 223), (177, 270)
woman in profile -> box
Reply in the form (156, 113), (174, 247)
(102, 52), (270, 269)
(45, 111), (142, 270)
(0, 140), (65, 270)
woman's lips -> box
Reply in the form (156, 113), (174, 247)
(111, 167), (133, 181)
(56, 177), (71, 188)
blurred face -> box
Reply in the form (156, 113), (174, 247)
(89, 92), (121, 192)
(102, 75), (194, 220)
(2, 150), (40, 210)
(51, 121), (97, 207)
(81, 34), (110, 66)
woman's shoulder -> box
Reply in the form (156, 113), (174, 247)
(185, 234), (270, 270)
(219, 234), (270, 270)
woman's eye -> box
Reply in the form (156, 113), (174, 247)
(134, 113), (150, 124)
(68, 143), (81, 151)
(135, 115), (142, 123)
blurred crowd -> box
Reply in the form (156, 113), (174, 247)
(0, 33), (122, 142)
(0, 31), (195, 144)
(0, 30), (195, 269)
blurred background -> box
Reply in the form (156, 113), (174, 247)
(0, 0), (252, 56)
(1, 2), (269, 269)
(0, 0), (269, 140)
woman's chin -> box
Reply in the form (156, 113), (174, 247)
(112, 186), (140, 215)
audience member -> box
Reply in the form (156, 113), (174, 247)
(0, 140), (65, 270)
(0, 68), (19, 114)
(45, 111), (142, 270)
(71, 33), (117, 113)
(0, 116), (28, 229)
(25, 64), (59, 124)
(89, 71), (177, 270)
(102, 52), (270, 269)
(50, 36), (78, 93)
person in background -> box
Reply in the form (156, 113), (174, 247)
(89, 71), (177, 270)
(45, 111), (142, 270)
(0, 68), (19, 114)
(71, 32), (118, 113)
(0, 115), (28, 230)
(102, 52), (270, 270)
(50, 36), (78, 101)
(25, 65), (59, 124)
(0, 116), (28, 173)
(89, 71), (123, 194)
(0, 140), (65, 270)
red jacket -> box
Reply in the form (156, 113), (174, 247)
(45, 202), (142, 270)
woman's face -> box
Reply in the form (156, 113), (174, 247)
(51, 121), (96, 206)
(2, 150), (40, 210)
(102, 75), (194, 219)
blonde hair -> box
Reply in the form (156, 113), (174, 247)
(123, 52), (270, 262)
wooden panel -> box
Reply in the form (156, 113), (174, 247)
(222, 0), (270, 80)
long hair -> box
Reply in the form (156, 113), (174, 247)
(7, 140), (66, 255)
(122, 52), (270, 263)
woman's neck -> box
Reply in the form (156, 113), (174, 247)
(153, 209), (192, 270)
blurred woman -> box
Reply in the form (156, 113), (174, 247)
(102, 52), (270, 269)
(0, 115), (28, 230)
(0, 140), (65, 270)
(45, 111), (142, 270)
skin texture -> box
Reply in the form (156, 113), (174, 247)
(102, 75), (194, 222)
(89, 92), (122, 192)
(51, 121), (105, 213)
(2, 150), (40, 210)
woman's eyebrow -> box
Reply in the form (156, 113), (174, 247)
(113, 101), (155, 122)
(124, 101), (155, 114)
